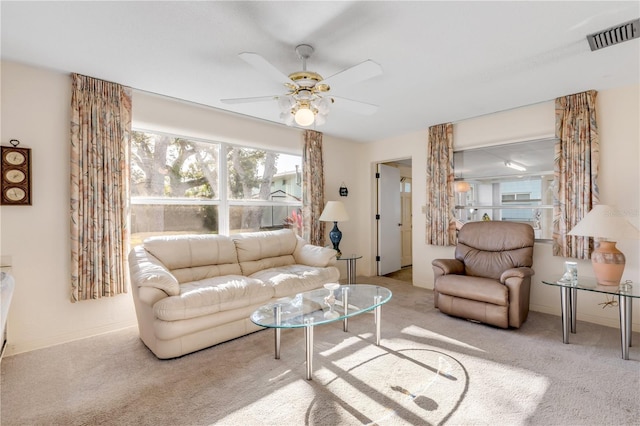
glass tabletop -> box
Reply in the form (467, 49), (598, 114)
(337, 254), (362, 260)
(541, 277), (638, 298)
(250, 284), (392, 328)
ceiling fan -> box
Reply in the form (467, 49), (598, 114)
(221, 44), (383, 127)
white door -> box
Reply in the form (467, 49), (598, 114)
(401, 178), (412, 267)
(377, 164), (402, 275)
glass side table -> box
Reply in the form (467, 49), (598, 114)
(541, 277), (638, 360)
(337, 254), (362, 284)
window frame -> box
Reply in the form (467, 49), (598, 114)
(453, 138), (555, 242)
(130, 128), (302, 240)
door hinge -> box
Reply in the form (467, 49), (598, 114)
(375, 172), (380, 178)
(376, 255), (381, 262)
(375, 214), (380, 220)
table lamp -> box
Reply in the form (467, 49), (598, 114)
(567, 205), (640, 286)
(319, 201), (349, 257)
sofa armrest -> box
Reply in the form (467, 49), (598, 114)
(499, 267), (535, 284)
(432, 259), (465, 277)
(128, 246), (180, 297)
(294, 237), (338, 267)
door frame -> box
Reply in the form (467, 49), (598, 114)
(374, 157), (413, 276)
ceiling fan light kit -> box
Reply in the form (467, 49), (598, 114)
(222, 44), (383, 128)
(294, 106), (315, 126)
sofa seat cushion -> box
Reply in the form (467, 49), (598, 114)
(250, 265), (340, 298)
(154, 275), (274, 321)
(238, 255), (296, 278)
(436, 275), (508, 306)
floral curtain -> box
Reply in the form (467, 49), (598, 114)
(70, 74), (132, 301)
(302, 130), (325, 246)
(553, 90), (600, 259)
(426, 123), (456, 246)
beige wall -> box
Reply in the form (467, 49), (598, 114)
(361, 86), (640, 330)
(0, 61), (362, 355)
(1, 62), (138, 355)
(1, 60), (637, 356)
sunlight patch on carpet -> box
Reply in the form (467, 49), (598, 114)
(401, 324), (486, 352)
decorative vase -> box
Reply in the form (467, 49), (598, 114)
(591, 241), (625, 286)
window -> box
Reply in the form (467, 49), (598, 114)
(130, 130), (302, 246)
(453, 138), (555, 241)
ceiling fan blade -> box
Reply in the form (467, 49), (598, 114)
(331, 96), (378, 115)
(239, 52), (293, 85)
(221, 95), (278, 104)
(320, 60), (383, 89)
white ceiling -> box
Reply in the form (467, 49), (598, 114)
(1, 1), (639, 143)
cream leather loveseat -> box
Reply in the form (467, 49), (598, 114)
(128, 229), (339, 359)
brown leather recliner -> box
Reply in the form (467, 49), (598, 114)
(432, 221), (535, 329)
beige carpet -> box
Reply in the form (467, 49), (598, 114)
(384, 267), (412, 284)
(2, 276), (639, 425)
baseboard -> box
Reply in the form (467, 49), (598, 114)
(3, 320), (138, 357)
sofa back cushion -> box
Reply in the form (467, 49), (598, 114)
(455, 221), (534, 280)
(233, 229), (297, 276)
(143, 234), (241, 283)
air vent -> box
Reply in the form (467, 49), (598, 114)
(587, 18), (639, 51)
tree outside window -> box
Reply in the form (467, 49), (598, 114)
(130, 131), (302, 246)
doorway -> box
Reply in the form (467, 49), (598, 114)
(376, 158), (412, 279)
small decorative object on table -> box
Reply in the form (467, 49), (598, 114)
(323, 283), (340, 319)
(560, 261), (578, 284)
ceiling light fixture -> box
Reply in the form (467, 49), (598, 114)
(294, 105), (315, 126)
(222, 44), (382, 128)
(277, 45), (332, 127)
(281, 94), (332, 127)
(505, 161), (527, 172)
(454, 181), (471, 193)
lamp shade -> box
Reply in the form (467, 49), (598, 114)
(567, 205), (640, 240)
(319, 201), (349, 222)
(454, 181), (470, 193)
(568, 204), (639, 286)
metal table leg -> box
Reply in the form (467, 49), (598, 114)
(374, 295), (382, 346)
(346, 259), (356, 284)
(304, 318), (314, 380)
(570, 286), (577, 334)
(560, 286), (571, 344)
(619, 295), (631, 360)
(342, 287), (349, 332)
(274, 304), (281, 359)
(630, 299), (633, 348)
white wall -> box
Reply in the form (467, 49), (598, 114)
(361, 86), (640, 331)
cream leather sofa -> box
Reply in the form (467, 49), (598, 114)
(128, 229), (339, 359)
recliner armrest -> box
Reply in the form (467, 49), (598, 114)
(499, 267), (535, 284)
(432, 259), (465, 276)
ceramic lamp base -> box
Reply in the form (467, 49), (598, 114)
(329, 221), (342, 258)
(591, 241), (625, 286)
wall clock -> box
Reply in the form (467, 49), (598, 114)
(1, 140), (32, 205)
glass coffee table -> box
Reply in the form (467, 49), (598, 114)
(250, 284), (392, 380)
(541, 277), (638, 359)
